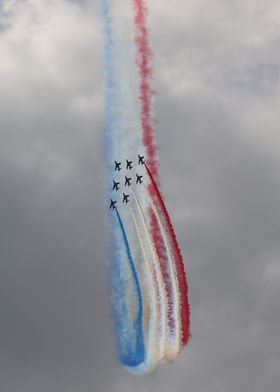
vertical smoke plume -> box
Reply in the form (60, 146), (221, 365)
(132, 0), (190, 348)
(132, 0), (158, 180)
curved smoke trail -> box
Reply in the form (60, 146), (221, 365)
(100, 0), (191, 374)
(115, 209), (144, 366)
(145, 163), (191, 348)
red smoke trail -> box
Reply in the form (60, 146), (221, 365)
(132, 0), (173, 330)
(132, 0), (180, 340)
(145, 163), (191, 346)
(132, 0), (158, 180)
(132, 0), (190, 345)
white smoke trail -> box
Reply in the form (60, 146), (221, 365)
(143, 184), (182, 359)
(131, 187), (167, 359)
(128, 205), (159, 372)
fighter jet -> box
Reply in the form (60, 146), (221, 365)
(112, 180), (120, 191)
(122, 193), (130, 204)
(110, 199), (117, 210)
(114, 161), (121, 172)
(138, 155), (145, 165)
(126, 159), (133, 170)
(124, 176), (132, 187)
(136, 173), (143, 185)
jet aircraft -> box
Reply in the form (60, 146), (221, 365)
(122, 193), (130, 204)
(114, 161), (121, 172)
(138, 155), (145, 165)
(136, 173), (143, 185)
(110, 199), (117, 210)
(112, 180), (120, 191)
(124, 176), (132, 187)
(126, 159), (133, 170)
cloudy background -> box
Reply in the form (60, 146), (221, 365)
(0, 0), (279, 391)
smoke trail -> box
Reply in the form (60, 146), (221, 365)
(143, 184), (181, 358)
(131, 188), (167, 358)
(100, 0), (191, 373)
(100, 0), (128, 359)
(131, 3), (175, 341)
(128, 205), (159, 372)
(100, 0), (118, 159)
(145, 164), (191, 346)
(115, 209), (145, 366)
(100, 0), (145, 368)
(132, 0), (158, 180)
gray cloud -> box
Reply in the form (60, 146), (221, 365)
(0, 0), (279, 391)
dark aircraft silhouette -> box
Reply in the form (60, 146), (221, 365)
(136, 173), (143, 185)
(138, 155), (145, 165)
(112, 180), (120, 191)
(114, 161), (121, 172)
(122, 193), (130, 204)
(110, 199), (117, 210)
(124, 176), (132, 187)
(126, 159), (133, 170)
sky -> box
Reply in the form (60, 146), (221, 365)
(0, 0), (279, 391)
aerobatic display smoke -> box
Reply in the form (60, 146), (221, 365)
(100, 0), (190, 374)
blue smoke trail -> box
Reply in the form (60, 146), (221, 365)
(99, 0), (117, 155)
(115, 209), (145, 366)
(100, 0), (145, 368)
(100, 0), (127, 359)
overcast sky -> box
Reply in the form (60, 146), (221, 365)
(0, 0), (279, 391)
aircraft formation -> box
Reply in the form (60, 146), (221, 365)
(110, 155), (145, 210)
